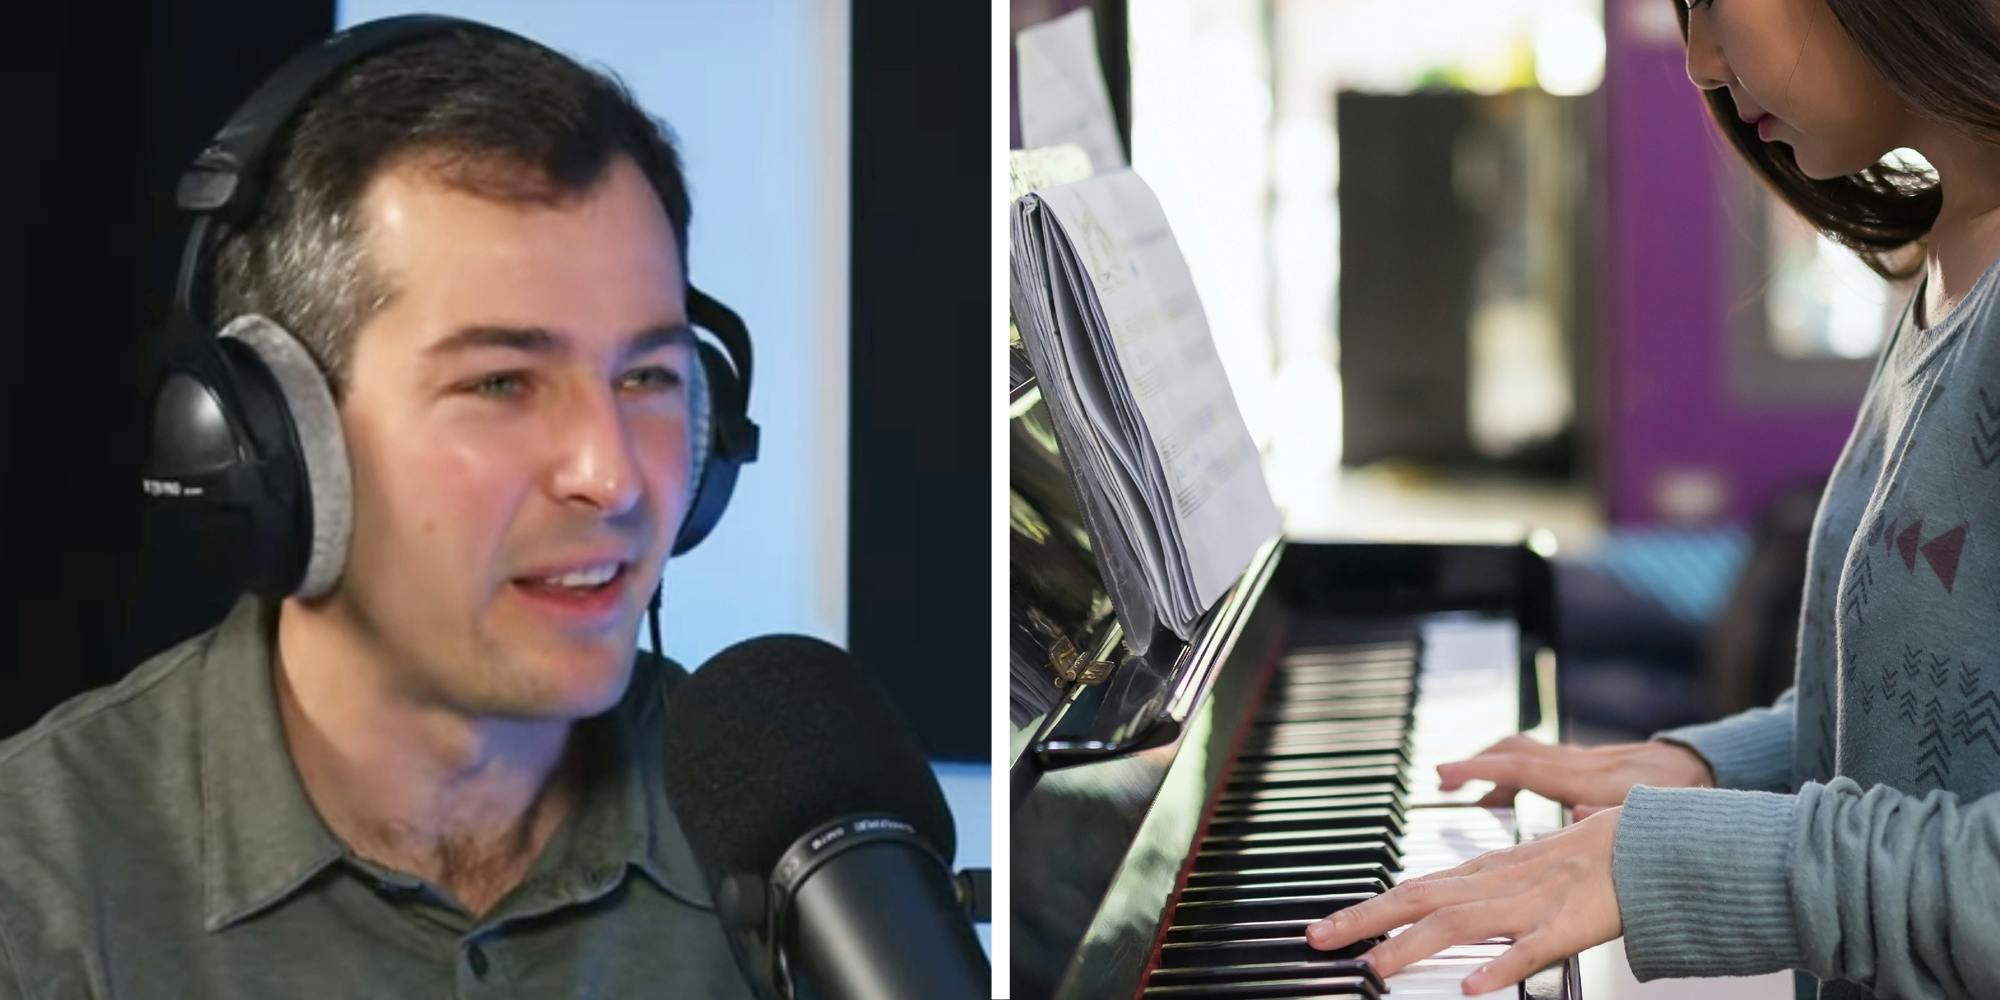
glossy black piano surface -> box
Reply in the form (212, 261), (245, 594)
(1008, 382), (1573, 1000)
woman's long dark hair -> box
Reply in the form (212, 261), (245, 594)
(1674, 1), (2000, 279)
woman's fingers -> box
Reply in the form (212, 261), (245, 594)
(1303, 807), (1629, 993)
(1306, 874), (1482, 952)
(1439, 749), (1626, 806)
(1461, 931), (1558, 995)
(1436, 750), (1530, 791)
(1356, 898), (1524, 979)
(1437, 734), (1540, 790)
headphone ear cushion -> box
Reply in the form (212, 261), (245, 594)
(687, 339), (712, 484)
(218, 315), (353, 598)
(672, 341), (739, 555)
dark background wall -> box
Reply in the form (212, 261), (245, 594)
(0, 1), (334, 738)
(849, 0), (992, 762)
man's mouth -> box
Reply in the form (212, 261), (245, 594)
(509, 561), (633, 623)
(516, 561), (625, 593)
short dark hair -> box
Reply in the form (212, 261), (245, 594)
(211, 27), (693, 393)
(1672, 0), (1998, 281)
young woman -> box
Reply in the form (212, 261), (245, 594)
(1308, 2), (2000, 997)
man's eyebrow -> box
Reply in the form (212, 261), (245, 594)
(624, 322), (694, 357)
(424, 322), (693, 360)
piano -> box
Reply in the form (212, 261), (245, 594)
(1009, 361), (1584, 1000)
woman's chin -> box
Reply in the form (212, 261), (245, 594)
(1793, 143), (1888, 182)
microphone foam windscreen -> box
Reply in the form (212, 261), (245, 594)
(663, 634), (957, 884)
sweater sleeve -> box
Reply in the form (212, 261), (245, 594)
(1652, 686), (1797, 792)
(1612, 785), (1803, 980)
(1611, 779), (2000, 998)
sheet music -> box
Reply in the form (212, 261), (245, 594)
(1012, 169), (1280, 638)
(1009, 146), (1093, 202)
(1014, 9), (1127, 173)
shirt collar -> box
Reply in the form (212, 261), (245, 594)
(198, 594), (713, 931)
(547, 647), (715, 913)
(198, 594), (344, 931)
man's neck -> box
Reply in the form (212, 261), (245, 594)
(272, 597), (580, 916)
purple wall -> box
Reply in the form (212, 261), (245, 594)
(1604, 0), (1860, 525)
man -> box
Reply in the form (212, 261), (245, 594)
(0, 24), (757, 997)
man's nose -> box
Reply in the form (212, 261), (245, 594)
(549, 388), (644, 517)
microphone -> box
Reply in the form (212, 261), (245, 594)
(663, 635), (989, 1000)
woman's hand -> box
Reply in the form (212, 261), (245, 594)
(1439, 735), (1715, 818)
(1306, 806), (1626, 993)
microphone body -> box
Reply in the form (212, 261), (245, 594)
(779, 816), (988, 1000)
(663, 634), (989, 1000)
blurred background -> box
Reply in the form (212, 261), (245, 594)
(1013, 0), (1905, 993)
(1, 0), (988, 934)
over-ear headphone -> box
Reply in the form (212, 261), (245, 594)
(142, 14), (760, 609)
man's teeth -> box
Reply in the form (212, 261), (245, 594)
(538, 563), (620, 588)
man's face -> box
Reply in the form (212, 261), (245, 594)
(330, 154), (693, 720)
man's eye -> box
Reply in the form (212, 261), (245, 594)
(464, 372), (529, 398)
(621, 366), (685, 392)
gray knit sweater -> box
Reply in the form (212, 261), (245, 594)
(1611, 261), (2000, 1000)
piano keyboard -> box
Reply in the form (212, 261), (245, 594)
(1139, 626), (1531, 999)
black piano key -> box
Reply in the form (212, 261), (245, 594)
(1183, 861), (1396, 889)
(1215, 780), (1406, 806)
(1224, 764), (1406, 792)
(1254, 700), (1410, 724)
(1276, 660), (1416, 681)
(1176, 876), (1390, 902)
(1163, 919), (1383, 960)
(1271, 672), (1414, 688)
(1232, 751), (1405, 775)
(1247, 733), (1409, 754)
(1230, 760), (1405, 787)
(1194, 840), (1398, 872)
(1261, 692), (1413, 712)
(1172, 891), (1372, 924)
(1167, 918), (1321, 942)
(1265, 675), (1416, 697)
(1263, 690), (1413, 711)
(1148, 957), (1387, 992)
(1199, 824), (1400, 854)
(1274, 657), (1413, 673)
(1210, 790), (1405, 816)
(1143, 976), (1381, 999)
(1283, 641), (1417, 662)
(1236, 745), (1410, 768)
(1249, 717), (1408, 738)
(1241, 734), (1409, 751)
(1205, 805), (1404, 837)
(1233, 739), (1410, 763)
(1259, 721), (1408, 738)
(1159, 935), (1380, 971)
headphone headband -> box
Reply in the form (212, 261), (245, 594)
(178, 16), (529, 222)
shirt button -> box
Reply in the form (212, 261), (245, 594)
(466, 943), (490, 978)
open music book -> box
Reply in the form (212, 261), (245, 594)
(1011, 168), (1281, 646)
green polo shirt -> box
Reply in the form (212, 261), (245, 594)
(0, 595), (756, 999)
